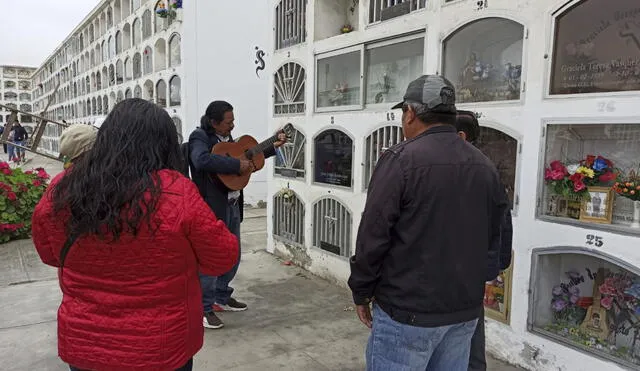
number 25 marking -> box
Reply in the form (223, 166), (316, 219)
(586, 234), (604, 248)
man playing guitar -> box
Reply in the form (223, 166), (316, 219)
(188, 100), (287, 329)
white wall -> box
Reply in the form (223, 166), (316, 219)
(183, 0), (271, 205)
(265, 0), (640, 370)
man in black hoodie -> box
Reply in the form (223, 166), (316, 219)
(349, 76), (508, 371)
(455, 110), (513, 371)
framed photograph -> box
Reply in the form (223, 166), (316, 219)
(484, 253), (514, 324)
(579, 187), (614, 224)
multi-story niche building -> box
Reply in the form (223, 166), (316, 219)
(0, 65), (36, 130)
(31, 0), (183, 156)
(266, 0), (640, 370)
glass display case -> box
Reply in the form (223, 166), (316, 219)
(550, 0), (640, 95)
(484, 257), (514, 323)
(275, 128), (306, 179)
(365, 36), (424, 105)
(443, 18), (524, 103)
(316, 50), (361, 109)
(475, 126), (520, 209)
(529, 248), (640, 369)
(313, 129), (353, 188)
(539, 123), (640, 232)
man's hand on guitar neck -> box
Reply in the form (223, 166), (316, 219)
(274, 132), (287, 148)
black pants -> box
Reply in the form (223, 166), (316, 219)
(468, 306), (486, 371)
(70, 358), (193, 371)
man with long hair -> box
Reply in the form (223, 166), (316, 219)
(455, 110), (513, 371)
(188, 100), (287, 329)
(32, 98), (239, 371)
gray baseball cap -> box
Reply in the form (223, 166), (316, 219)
(391, 75), (457, 114)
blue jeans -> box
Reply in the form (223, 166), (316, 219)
(7, 143), (14, 161)
(366, 304), (478, 371)
(14, 140), (24, 156)
(200, 202), (241, 312)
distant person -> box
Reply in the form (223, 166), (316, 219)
(12, 121), (28, 162)
(6, 125), (16, 163)
(455, 110), (513, 371)
(349, 76), (508, 371)
(32, 99), (239, 371)
(59, 124), (98, 169)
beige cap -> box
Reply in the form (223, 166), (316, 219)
(59, 124), (98, 161)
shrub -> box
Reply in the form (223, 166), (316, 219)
(0, 162), (50, 243)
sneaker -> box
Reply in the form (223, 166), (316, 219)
(203, 311), (224, 329)
(213, 298), (248, 312)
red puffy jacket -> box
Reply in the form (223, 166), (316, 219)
(32, 169), (239, 371)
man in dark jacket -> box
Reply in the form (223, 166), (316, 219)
(189, 100), (286, 329)
(12, 122), (28, 162)
(348, 75), (508, 370)
(455, 110), (513, 371)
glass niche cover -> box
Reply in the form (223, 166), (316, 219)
(443, 17), (524, 103)
(550, 0), (640, 95)
(530, 250), (640, 368)
(541, 123), (640, 231)
(365, 37), (424, 105)
(317, 51), (361, 108)
(313, 129), (353, 188)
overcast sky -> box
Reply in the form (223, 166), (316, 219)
(0, 0), (102, 67)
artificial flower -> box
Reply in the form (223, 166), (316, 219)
(593, 157), (609, 172)
(599, 171), (617, 182)
(574, 180), (586, 192)
(552, 286), (564, 296)
(552, 299), (568, 312)
(601, 296), (614, 310)
(585, 155), (596, 167)
(567, 164), (580, 175)
(576, 166), (595, 178)
(550, 160), (567, 173)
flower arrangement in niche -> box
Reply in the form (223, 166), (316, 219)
(550, 272), (587, 325)
(544, 155), (617, 201)
(0, 162), (49, 243)
(613, 170), (640, 202)
(544, 160), (590, 201)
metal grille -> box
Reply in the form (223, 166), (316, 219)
(274, 62), (306, 116)
(369, 0), (426, 23)
(273, 190), (305, 245)
(313, 198), (352, 257)
(275, 127), (306, 178)
(275, 0), (307, 50)
(364, 125), (403, 189)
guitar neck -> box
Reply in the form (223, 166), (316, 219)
(247, 134), (279, 157)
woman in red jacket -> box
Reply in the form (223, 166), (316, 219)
(32, 98), (239, 371)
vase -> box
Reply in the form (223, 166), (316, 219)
(632, 201), (640, 229)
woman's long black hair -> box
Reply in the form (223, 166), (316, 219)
(52, 98), (183, 241)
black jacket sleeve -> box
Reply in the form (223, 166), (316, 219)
(348, 150), (404, 305)
(263, 143), (276, 159)
(499, 208), (513, 271)
(189, 129), (241, 175)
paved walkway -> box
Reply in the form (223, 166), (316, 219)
(0, 155), (521, 370)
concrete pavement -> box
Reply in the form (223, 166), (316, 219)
(0, 155), (522, 370)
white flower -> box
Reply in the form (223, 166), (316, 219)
(567, 164), (580, 175)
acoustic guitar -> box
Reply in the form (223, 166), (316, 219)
(580, 267), (610, 341)
(211, 123), (294, 191)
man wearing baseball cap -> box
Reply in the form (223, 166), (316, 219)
(59, 124), (98, 169)
(349, 75), (508, 370)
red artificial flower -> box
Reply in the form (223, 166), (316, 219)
(599, 171), (617, 183)
(7, 192), (16, 201)
(550, 160), (567, 173)
(569, 172), (584, 183)
(574, 181), (586, 192)
(32, 180), (42, 187)
(585, 155), (596, 167)
(2, 168), (11, 175)
(37, 170), (50, 179)
(0, 162), (8, 170)
(24, 170), (33, 175)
